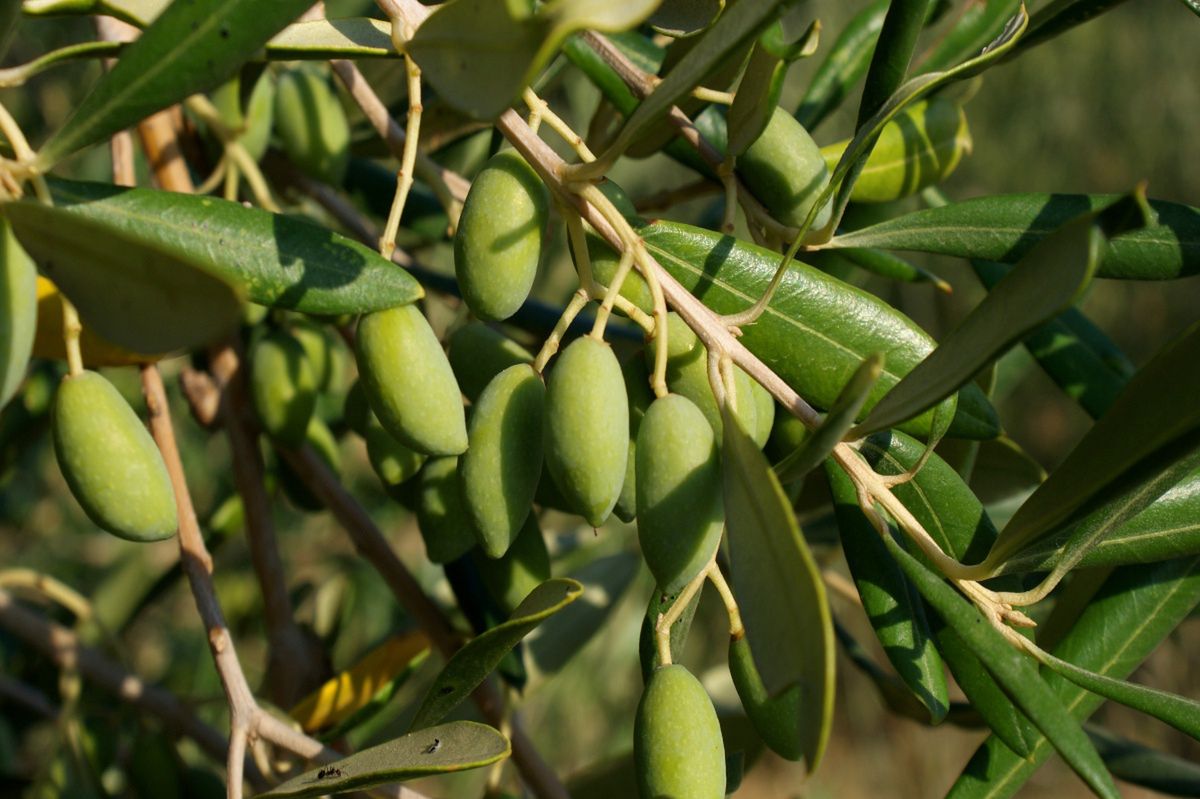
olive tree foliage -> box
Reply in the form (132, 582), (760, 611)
(0, 0), (1198, 797)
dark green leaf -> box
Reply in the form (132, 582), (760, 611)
(884, 535), (1120, 799)
(947, 556), (1200, 798)
(640, 220), (998, 439)
(8, 178), (422, 319)
(35, 0), (314, 168)
(723, 407), (834, 769)
(1005, 0), (1134, 57)
(855, 192), (1149, 436)
(774, 354), (882, 485)
(826, 461), (950, 723)
(839, 246), (951, 290)
(1179, 0), (1200, 16)
(0, 41), (122, 89)
(997, 470), (1200, 574)
(1087, 725), (1200, 797)
(916, 0), (1021, 72)
(827, 193), (1200, 280)
(254, 721), (510, 798)
(856, 0), (935, 125)
(648, 0), (724, 37)
(794, 0), (887, 130)
(1, 218), (36, 407)
(21, 0), (166, 27)
(986, 321), (1200, 568)
(409, 578), (582, 730)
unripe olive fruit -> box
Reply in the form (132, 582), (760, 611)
(1, 218), (36, 408)
(738, 107), (833, 235)
(635, 665), (726, 799)
(52, 371), (177, 542)
(454, 150), (550, 321)
(473, 514), (550, 615)
(447, 321), (534, 403)
(636, 394), (724, 593)
(274, 65), (350, 185)
(415, 456), (478, 564)
(355, 304), (467, 456)
(249, 329), (317, 448)
(461, 364), (544, 558)
(210, 70), (275, 163)
(364, 418), (426, 491)
(615, 352), (655, 523)
(543, 336), (628, 527)
(290, 317), (333, 391)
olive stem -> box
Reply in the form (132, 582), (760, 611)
(691, 86), (736, 105)
(654, 562), (711, 668)
(183, 95), (279, 212)
(379, 53), (424, 259)
(0, 99), (51, 202)
(532, 289), (591, 373)
(60, 296), (84, 378)
(590, 248), (635, 339)
(0, 569), (93, 622)
(705, 561), (743, 639)
(523, 88), (595, 162)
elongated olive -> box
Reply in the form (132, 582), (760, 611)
(447, 321), (534, 404)
(416, 456), (478, 564)
(738, 107), (833, 235)
(249, 329), (316, 448)
(635, 664), (726, 798)
(274, 65), (350, 185)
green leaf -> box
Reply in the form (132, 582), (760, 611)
(1037, 651), (1200, 743)
(855, 191), (1150, 436)
(826, 461), (950, 723)
(1, 218), (36, 408)
(774, 353), (882, 485)
(947, 556), (1200, 798)
(1006, 0), (1135, 57)
(722, 406), (834, 769)
(986, 321), (1200, 568)
(640, 220), (998, 440)
(254, 721), (510, 798)
(884, 535), (1120, 799)
(408, 0), (659, 120)
(726, 42), (788, 156)
(794, 0), (887, 130)
(0, 41), (122, 89)
(409, 578), (582, 730)
(836, 247), (951, 290)
(856, 0), (934, 125)
(997, 470), (1200, 574)
(917, 0), (1021, 72)
(827, 193), (1200, 280)
(22, 0), (167, 27)
(266, 18), (394, 59)
(1086, 725), (1200, 797)
(578, 0), (788, 174)
(35, 0), (314, 168)
(8, 178), (422, 319)
(647, 0), (724, 37)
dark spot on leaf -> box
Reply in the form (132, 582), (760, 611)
(438, 685), (455, 695)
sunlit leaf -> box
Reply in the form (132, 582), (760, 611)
(794, 0), (886, 130)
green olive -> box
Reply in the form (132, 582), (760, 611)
(473, 514), (550, 615)
(614, 352), (655, 523)
(738, 107), (833, 235)
(635, 664), (726, 799)
(461, 364), (544, 558)
(454, 150), (549, 321)
(364, 417), (426, 491)
(415, 456), (478, 564)
(1, 217), (36, 409)
(543, 336), (628, 527)
(274, 65), (350, 185)
(52, 371), (177, 541)
(447, 321), (534, 403)
(355, 304), (467, 456)
(636, 394), (724, 593)
(250, 329), (317, 448)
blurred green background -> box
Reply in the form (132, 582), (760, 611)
(1, 1), (1198, 797)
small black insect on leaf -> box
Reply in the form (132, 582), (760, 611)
(424, 738), (442, 754)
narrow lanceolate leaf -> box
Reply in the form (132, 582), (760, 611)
(917, 0), (1021, 72)
(774, 354), (882, 485)
(254, 721), (510, 799)
(1037, 651), (1200, 743)
(997, 470), (1200, 575)
(1086, 725), (1200, 797)
(855, 191), (1150, 437)
(0, 41), (123, 89)
(22, 0), (167, 28)
(947, 556), (1200, 799)
(579, 0), (789, 175)
(1005, 0), (1134, 57)
(266, 18), (394, 59)
(826, 462), (949, 724)
(409, 578), (582, 730)
(986, 321), (1200, 568)
(0, 218), (36, 408)
(885, 537), (1120, 799)
(827, 193), (1200, 280)
(794, 0), (886, 130)
(35, 0), (314, 168)
(856, 0), (934, 125)
(723, 407), (834, 770)
(640, 221), (998, 440)
(8, 178), (421, 318)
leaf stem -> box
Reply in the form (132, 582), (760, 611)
(654, 561), (711, 668)
(379, 53), (424, 259)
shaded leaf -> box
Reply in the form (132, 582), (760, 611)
(648, 0), (724, 37)
(827, 193), (1200, 280)
(986, 321), (1200, 568)
(794, 0), (887, 130)
(0, 41), (123, 89)
(917, 0), (1021, 72)
(723, 406), (834, 769)
(836, 246), (951, 290)
(855, 0), (933, 125)
(1006, 0), (1135, 57)
(255, 721), (510, 798)
(826, 461), (950, 723)
(1087, 724), (1200, 797)
(775, 353), (882, 485)
(22, 0), (166, 27)
(35, 0), (314, 167)
(409, 578), (582, 730)
(884, 535), (1119, 799)
(1, 218), (36, 407)
(640, 220), (998, 439)
(947, 556), (1200, 798)
(997, 470), (1200, 574)
(9, 178), (422, 319)
(267, 18), (394, 59)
